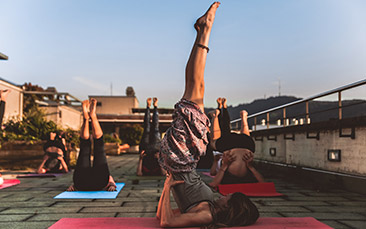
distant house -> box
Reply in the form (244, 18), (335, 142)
(89, 95), (139, 115)
(1, 51), (82, 130)
(89, 93), (173, 138)
(0, 77), (23, 123)
(38, 101), (83, 130)
(25, 87), (83, 130)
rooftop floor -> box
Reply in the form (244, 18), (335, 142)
(1, 154), (365, 229)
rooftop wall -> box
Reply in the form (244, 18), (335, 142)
(252, 117), (366, 176)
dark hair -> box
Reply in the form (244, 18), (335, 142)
(210, 192), (259, 228)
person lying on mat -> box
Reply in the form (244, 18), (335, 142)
(67, 99), (116, 192)
(37, 132), (69, 174)
(208, 99), (264, 187)
(157, 2), (259, 228)
(137, 98), (166, 176)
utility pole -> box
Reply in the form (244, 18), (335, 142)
(278, 78), (281, 96)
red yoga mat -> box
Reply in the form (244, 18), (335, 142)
(49, 217), (332, 229)
(0, 179), (20, 190)
(218, 182), (283, 197)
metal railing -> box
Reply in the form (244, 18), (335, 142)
(230, 78), (366, 131)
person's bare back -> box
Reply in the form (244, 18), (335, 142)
(226, 148), (251, 177)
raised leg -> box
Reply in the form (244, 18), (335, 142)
(89, 98), (103, 139)
(219, 98), (231, 137)
(140, 98), (151, 151)
(149, 97), (161, 149)
(240, 110), (250, 136)
(80, 100), (90, 140)
(182, 2), (220, 112)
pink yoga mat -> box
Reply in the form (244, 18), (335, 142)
(218, 182), (283, 197)
(16, 173), (64, 178)
(0, 179), (20, 189)
(50, 217), (332, 229)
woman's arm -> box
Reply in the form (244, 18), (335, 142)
(136, 151), (146, 176)
(58, 156), (69, 173)
(156, 177), (168, 220)
(36, 155), (49, 174)
(61, 138), (67, 151)
(106, 176), (117, 191)
(159, 174), (212, 228)
(209, 151), (234, 188)
(67, 184), (76, 191)
(246, 158), (265, 183)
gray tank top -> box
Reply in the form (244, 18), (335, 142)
(171, 170), (214, 213)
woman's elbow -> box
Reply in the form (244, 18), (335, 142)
(160, 220), (171, 228)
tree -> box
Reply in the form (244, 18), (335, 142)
(126, 86), (135, 97)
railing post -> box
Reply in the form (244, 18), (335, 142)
(266, 113), (270, 129)
(338, 91), (342, 120)
(254, 117), (257, 131)
(283, 108), (286, 127)
(306, 101), (309, 124)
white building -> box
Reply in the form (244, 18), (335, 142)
(0, 78), (23, 122)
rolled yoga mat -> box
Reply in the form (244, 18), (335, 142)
(49, 217), (332, 229)
(202, 171), (214, 178)
(218, 182), (284, 197)
(17, 173), (65, 178)
(54, 183), (125, 199)
(126, 175), (165, 180)
(0, 179), (20, 190)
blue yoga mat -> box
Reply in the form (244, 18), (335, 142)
(54, 183), (125, 199)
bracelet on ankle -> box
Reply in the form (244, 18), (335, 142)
(196, 44), (209, 53)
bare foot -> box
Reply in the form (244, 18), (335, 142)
(50, 132), (56, 141)
(153, 97), (158, 107)
(194, 2), (220, 33)
(146, 98), (152, 108)
(222, 98), (227, 108)
(216, 98), (222, 109)
(0, 89), (11, 101)
(240, 110), (248, 119)
(89, 99), (97, 119)
(82, 100), (90, 120)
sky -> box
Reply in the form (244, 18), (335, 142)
(0, 0), (365, 108)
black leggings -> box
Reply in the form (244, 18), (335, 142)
(73, 136), (110, 191)
(218, 107), (231, 138)
(139, 106), (161, 153)
(215, 108), (255, 153)
(0, 101), (5, 126)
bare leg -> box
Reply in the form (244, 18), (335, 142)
(140, 98), (152, 151)
(80, 100), (90, 140)
(217, 97), (222, 109)
(90, 98), (103, 139)
(150, 97), (161, 149)
(209, 109), (221, 150)
(222, 98), (227, 109)
(182, 2), (220, 112)
(240, 110), (250, 136)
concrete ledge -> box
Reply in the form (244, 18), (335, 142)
(256, 160), (366, 195)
